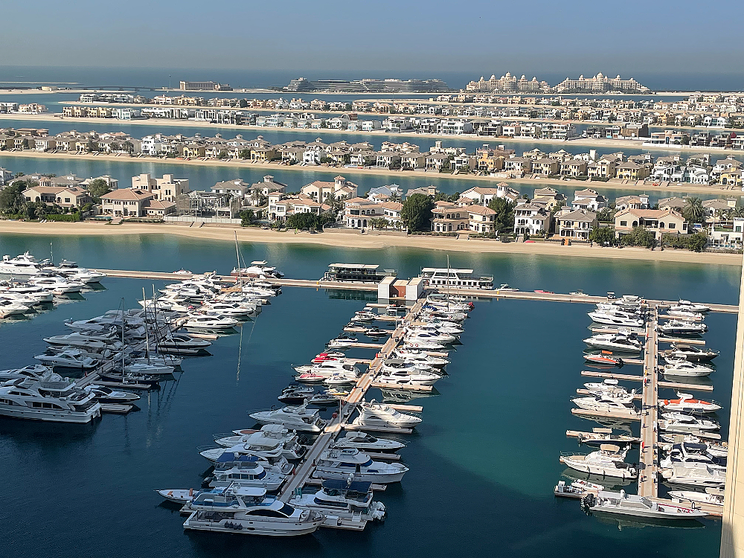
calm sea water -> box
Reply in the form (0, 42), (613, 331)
(0, 233), (738, 557)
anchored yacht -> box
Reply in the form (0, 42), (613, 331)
(0, 373), (101, 423)
(249, 403), (326, 433)
(583, 334), (643, 354)
(581, 490), (706, 520)
(314, 448), (409, 483)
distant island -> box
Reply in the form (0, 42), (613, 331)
(284, 77), (451, 93)
(466, 72), (651, 94)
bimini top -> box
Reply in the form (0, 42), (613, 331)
(215, 452), (261, 464)
(328, 263), (380, 270)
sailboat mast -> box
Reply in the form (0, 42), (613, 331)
(234, 231), (242, 286)
(143, 287), (150, 362)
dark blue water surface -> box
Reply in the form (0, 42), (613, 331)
(0, 233), (738, 557)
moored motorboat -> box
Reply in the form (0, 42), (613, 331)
(581, 490), (707, 520)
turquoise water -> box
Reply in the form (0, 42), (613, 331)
(0, 233), (738, 557)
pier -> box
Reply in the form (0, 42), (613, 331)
(638, 307), (659, 498)
(277, 299), (425, 501)
(94, 268), (738, 314)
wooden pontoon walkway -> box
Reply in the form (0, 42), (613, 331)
(95, 268), (737, 313)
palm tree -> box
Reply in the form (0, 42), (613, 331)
(682, 197), (705, 225)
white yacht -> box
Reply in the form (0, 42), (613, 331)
(332, 431), (406, 453)
(208, 455), (286, 491)
(660, 394), (721, 414)
(0, 252), (45, 277)
(391, 348), (449, 367)
(289, 479), (386, 527)
(659, 412), (719, 434)
(156, 334), (211, 355)
(672, 300), (710, 313)
(658, 320), (708, 336)
(560, 444), (637, 479)
(665, 309), (705, 321)
(28, 275), (85, 294)
(183, 314), (238, 330)
(588, 311), (644, 328)
(669, 488), (725, 507)
(34, 348), (99, 369)
(249, 403), (326, 433)
(214, 425), (305, 460)
(583, 379), (635, 399)
(377, 369), (441, 387)
(406, 324), (461, 341)
(0, 373), (101, 423)
(314, 448), (409, 483)
(353, 401), (422, 429)
(293, 361), (360, 376)
(0, 298), (31, 317)
(122, 361), (175, 376)
(43, 332), (121, 352)
(661, 463), (726, 488)
(403, 337), (447, 350)
(0, 283), (54, 303)
(0, 364), (49, 382)
(582, 490), (707, 520)
(663, 344), (718, 363)
(405, 330), (457, 345)
(200, 301), (256, 318)
(200, 449), (294, 476)
(662, 359), (713, 378)
(183, 485), (323, 537)
(572, 395), (639, 418)
(381, 358), (439, 376)
(583, 333), (643, 354)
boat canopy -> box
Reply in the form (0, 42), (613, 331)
(321, 479), (372, 493)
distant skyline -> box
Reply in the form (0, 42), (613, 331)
(2, 0), (742, 77)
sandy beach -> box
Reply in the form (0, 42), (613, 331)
(1, 113), (743, 157)
(0, 220), (740, 267)
(0, 148), (741, 198)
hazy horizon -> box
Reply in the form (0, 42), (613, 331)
(2, 0), (742, 79)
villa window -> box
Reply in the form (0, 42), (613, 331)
(669, 223), (676, 229)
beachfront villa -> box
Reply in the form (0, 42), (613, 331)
(556, 208), (597, 240)
(131, 173), (190, 202)
(613, 208), (687, 240)
(22, 186), (92, 209)
(100, 189), (176, 217)
(513, 203), (552, 236)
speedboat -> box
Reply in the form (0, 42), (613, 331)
(669, 488), (725, 507)
(405, 329), (457, 345)
(332, 431), (406, 453)
(183, 485), (323, 536)
(554, 479), (605, 499)
(661, 462), (726, 488)
(583, 334), (642, 354)
(313, 448), (409, 483)
(662, 359), (713, 378)
(659, 412), (719, 434)
(658, 320), (707, 336)
(660, 393), (721, 414)
(353, 400), (422, 429)
(581, 490), (707, 520)
(156, 488), (196, 505)
(200, 301), (257, 319)
(200, 446), (293, 475)
(293, 361), (360, 376)
(34, 348), (99, 369)
(232, 260), (284, 279)
(559, 444), (637, 479)
(0, 283), (54, 303)
(660, 435), (727, 459)
(351, 310), (377, 323)
(249, 403), (326, 433)
(289, 479), (386, 525)
(364, 327), (391, 338)
(0, 373), (101, 423)
(584, 352), (624, 367)
(663, 344), (718, 363)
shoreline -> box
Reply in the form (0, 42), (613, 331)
(0, 220), (740, 267)
(1, 113), (743, 156)
(0, 148), (741, 197)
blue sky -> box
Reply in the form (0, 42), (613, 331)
(2, 0), (742, 75)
